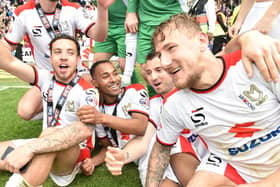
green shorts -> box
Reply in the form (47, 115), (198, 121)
(136, 24), (156, 64)
(94, 25), (126, 58)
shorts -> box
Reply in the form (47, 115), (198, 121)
(196, 152), (246, 185)
(136, 24), (156, 64)
(94, 24), (126, 58)
(49, 163), (81, 187)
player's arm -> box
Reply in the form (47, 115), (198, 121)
(0, 40), (35, 84)
(105, 122), (156, 175)
(125, 0), (139, 33)
(228, 0), (255, 38)
(101, 112), (148, 136)
(78, 105), (148, 136)
(146, 140), (172, 187)
(87, 0), (115, 42)
(253, 0), (280, 35)
(0, 38), (18, 51)
(222, 30), (280, 82)
(4, 121), (94, 173)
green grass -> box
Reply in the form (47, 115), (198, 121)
(0, 78), (142, 187)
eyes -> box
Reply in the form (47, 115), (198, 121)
(53, 49), (76, 56)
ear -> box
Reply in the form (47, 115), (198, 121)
(199, 32), (209, 52)
(91, 79), (98, 88)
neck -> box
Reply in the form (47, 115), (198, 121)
(193, 51), (224, 90)
(103, 95), (118, 105)
(39, 0), (58, 13)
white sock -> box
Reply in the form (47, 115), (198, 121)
(122, 32), (137, 86)
(5, 173), (42, 187)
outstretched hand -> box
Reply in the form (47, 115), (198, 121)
(105, 146), (126, 175)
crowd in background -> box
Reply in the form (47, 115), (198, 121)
(0, 0), (242, 57)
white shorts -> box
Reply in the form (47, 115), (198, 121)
(196, 152), (246, 185)
(49, 163), (81, 187)
(240, 1), (280, 40)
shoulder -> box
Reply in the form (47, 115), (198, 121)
(14, 0), (35, 16)
(163, 88), (180, 104)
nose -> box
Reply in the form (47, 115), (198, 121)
(160, 52), (172, 69)
(60, 51), (68, 60)
(151, 72), (158, 81)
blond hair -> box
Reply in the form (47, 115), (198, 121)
(152, 12), (201, 46)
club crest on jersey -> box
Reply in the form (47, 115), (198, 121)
(122, 103), (131, 115)
(190, 107), (208, 128)
(239, 84), (267, 110)
(65, 100), (75, 112)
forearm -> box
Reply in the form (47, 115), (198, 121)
(87, 6), (108, 42)
(146, 141), (171, 187)
(91, 147), (107, 167)
(234, 0), (255, 25)
(26, 122), (93, 154)
(0, 40), (35, 83)
(102, 114), (147, 136)
(261, 0), (280, 20)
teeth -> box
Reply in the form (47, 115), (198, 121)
(171, 67), (180, 74)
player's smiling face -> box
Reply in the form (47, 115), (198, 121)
(154, 27), (202, 90)
(93, 62), (121, 98)
(144, 57), (174, 97)
(50, 39), (79, 84)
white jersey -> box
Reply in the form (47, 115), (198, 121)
(35, 68), (99, 152)
(138, 94), (208, 185)
(5, 0), (95, 70)
(96, 83), (149, 149)
(158, 51), (280, 183)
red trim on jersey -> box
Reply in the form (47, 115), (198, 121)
(61, 0), (80, 9)
(179, 135), (199, 160)
(149, 118), (158, 129)
(149, 94), (162, 101)
(224, 164), (246, 184)
(97, 135), (107, 139)
(198, 136), (208, 148)
(86, 136), (94, 149)
(30, 65), (38, 86)
(84, 22), (96, 37)
(78, 78), (94, 90)
(163, 88), (179, 104)
(128, 110), (149, 118)
(126, 83), (146, 91)
(4, 37), (20, 45)
(14, 0), (35, 16)
(191, 50), (241, 94)
(156, 135), (176, 146)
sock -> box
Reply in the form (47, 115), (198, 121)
(122, 32), (137, 86)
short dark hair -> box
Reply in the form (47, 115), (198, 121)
(49, 34), (80, 56)
(145, 50), (157, 62)
(90, 60), (112, 78)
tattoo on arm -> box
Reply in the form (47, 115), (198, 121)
(27, 122), (93, 154)
(146, 141), (171, 187)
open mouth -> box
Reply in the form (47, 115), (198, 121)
(59, 64), (69, 69)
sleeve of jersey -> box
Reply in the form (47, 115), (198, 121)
(79, 83), (99, 110)
(95, 124), (107, 139)
(126, 86), (149, 117)
(156, 107), (182, 146)
(4, 14), (25, 44)
(75, 7), (95, 35)
(36, 68), (51, 89)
